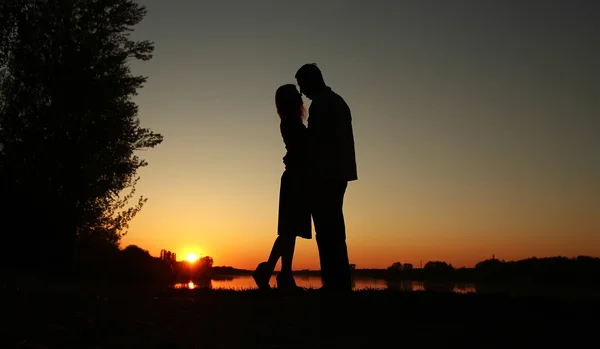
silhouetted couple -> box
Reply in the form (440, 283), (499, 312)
(252, 64), (358, 293)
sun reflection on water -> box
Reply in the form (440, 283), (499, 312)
(173, 276), (477, 293)
(174, 281), (197, 289)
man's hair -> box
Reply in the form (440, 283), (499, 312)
(295, 63), (324, 83)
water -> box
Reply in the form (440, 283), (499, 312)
(174, 275), (477, 293)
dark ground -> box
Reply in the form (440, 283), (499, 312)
(2, 281), (599, 349)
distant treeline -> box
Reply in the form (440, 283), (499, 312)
(360, 256), (600, 286)
(212, 266), (252, 276)
(210, 256), (600, 287)
(2, 245), (215, 285)
(6, 248), (598, 288)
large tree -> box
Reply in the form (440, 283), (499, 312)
(0, 0), (162, 269)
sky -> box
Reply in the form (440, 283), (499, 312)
(122, 0), (600, 270)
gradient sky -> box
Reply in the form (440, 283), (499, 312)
(122, 0), (600, 269)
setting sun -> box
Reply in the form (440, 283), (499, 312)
(186, 253), (199, 263)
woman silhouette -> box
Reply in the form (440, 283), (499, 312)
(252, 84), (311, 291)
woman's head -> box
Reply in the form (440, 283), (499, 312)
(275, 84), (305, 121)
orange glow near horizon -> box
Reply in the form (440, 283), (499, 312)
(122, 224), (600, 271)
(185, 253), (199, 263)
(177, 245), (204, 263)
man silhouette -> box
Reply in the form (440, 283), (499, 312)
(295, 63), (358, 292)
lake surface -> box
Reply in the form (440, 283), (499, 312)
(174, 275), (477, 294)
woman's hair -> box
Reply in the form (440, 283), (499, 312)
(275, 84), (305, 121)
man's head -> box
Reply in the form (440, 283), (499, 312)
(295, 63), (326, 100)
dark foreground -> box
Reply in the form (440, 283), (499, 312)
(2, 282), (599, 349)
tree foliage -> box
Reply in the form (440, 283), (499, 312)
(0, 0), (162, 268)
(200, 256), (214, 268)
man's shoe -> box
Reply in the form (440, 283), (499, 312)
(318, 283), (352, 294)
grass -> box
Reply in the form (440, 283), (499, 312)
(2, 282), (599, 349)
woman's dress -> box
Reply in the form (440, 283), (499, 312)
(277, 117), (311, 239)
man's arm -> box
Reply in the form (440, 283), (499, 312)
(309, 94), (353, 178)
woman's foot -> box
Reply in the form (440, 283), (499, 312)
(252, 262), (272, 290)
(276, 271), (299, 291)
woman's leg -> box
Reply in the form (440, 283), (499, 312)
(266, 236), (282, 272)
(275, 235), (298, 290)
(279, 235), (296, 273)
(253, 237), (281, 289)
(266, 235), (296, 272)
